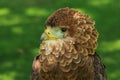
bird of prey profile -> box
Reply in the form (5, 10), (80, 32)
(30, 8), (106, 80)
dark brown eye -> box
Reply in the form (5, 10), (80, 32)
(61, 28), (67, 32)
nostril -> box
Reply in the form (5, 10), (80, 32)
(48, 32), (50, 34)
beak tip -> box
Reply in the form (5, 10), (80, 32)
(40, 36), (43, 41)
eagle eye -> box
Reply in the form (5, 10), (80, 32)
(61, 28), (67, 32)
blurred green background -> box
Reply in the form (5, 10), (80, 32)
(0, 0), (120, 80)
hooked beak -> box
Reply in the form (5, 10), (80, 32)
(40, 27), (58, 41)
(40, 33), (47, 41)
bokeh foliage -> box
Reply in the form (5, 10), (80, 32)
(0, 0), (120, 80)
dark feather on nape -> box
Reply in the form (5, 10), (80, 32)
(94, 52), (107, 80)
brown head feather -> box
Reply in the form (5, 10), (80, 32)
(46, 7), (99, 56)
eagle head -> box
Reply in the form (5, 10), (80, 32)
(41, 7), (99, 56)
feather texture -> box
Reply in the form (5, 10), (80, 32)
(31, 7), (106, 80)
